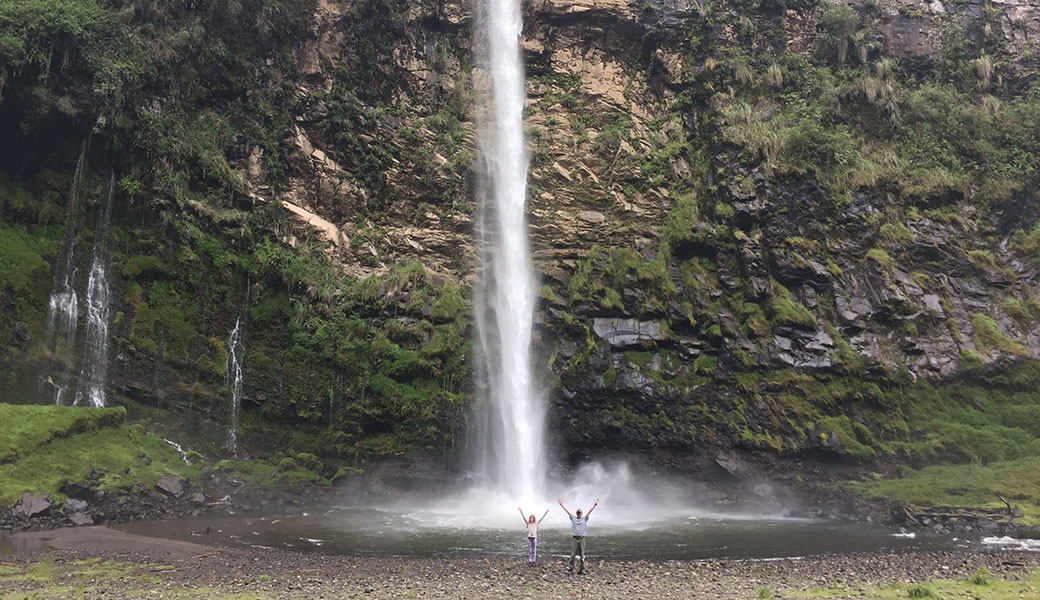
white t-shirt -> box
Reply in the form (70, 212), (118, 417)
(527, 523), (538, 538)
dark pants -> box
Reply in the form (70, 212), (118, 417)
(569, 536), (585, 571)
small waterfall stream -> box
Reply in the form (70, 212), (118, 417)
(225, 317), (245, 452)
(45, 142), (87, 360)
(44, 142), (88, 404)
(75, 172), (115, 407)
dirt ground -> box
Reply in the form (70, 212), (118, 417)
(1, 526), (1039, 599)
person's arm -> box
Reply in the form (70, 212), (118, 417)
(518, 507), (528, 525)
(585, 498), (600, 517)
(538, 508), (549, 524)
(558, 498), (572, 517)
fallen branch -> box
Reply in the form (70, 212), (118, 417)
(998, 495), (1013, 516)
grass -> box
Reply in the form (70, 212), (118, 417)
(847, 457), (1040, 524)
(0, 404), (197, 506)
(0, 404), (126, 463)
(779, 567), (1040, 598)
(0, 557), (246, 599)
(971, 313), (1028, 356)
(212, 458), (321, 484)
(770, 280), (817, 328)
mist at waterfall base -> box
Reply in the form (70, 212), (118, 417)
(111, 457), (972, 561)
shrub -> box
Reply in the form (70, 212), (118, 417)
(966, 566), (992, 585)
(907, 583), (937, 598)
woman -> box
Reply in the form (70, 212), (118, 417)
(518, 506), (549, 565)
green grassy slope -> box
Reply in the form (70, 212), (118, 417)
(0, 404), (197, 506)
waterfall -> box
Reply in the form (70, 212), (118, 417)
(75, 172), (115, 408)
(45, 142), (88, 359)
(475, 0), (545, 500)
(225, 317), (245, 452)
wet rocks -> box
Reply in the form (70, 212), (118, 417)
(591, 318), (662, 347)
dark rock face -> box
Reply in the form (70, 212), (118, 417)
(592, 318), (663, 347)
(0, 0), (1037, 480)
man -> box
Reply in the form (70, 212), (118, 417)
(557, 497), (599, 574)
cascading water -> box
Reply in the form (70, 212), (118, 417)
(475, 0), (546, 501)
(45, 142), (88, 359)
(225, 317), (245, 452)
(75, 172), (115, 408)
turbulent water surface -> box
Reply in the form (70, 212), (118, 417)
(110, 509), (969, 561)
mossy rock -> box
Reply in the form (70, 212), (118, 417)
(331, 465), (364, 483)
(294, 452), (320, 470)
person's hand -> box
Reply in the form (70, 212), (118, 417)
(518, 506), (522, 512)
(557, 498), (562, 504)
(594, 498), (600, 504)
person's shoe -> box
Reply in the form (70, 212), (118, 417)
(578, 569), (585, 575)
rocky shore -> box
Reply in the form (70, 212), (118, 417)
(0, 470), (333, 534)
(1, 528), (1039, 599)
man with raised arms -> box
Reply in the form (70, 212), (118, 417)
(557, 497), (599, 574)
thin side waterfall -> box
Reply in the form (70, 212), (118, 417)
(476, 0), (545, 500)
(45, 142), (88, 358)
(76, 172), (115, 407)
(225, 317), (245, 452)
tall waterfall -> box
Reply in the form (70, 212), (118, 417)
(76, 172), (115, 408)
(45, 142), (87, 358)
(475, 0), (545, 500)
(225, 317), (245, 452)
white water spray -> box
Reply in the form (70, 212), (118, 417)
(476, 0), (545, 502)
(226, 317), (245, 452)
(45, 142), (88, 366)
(76, 172), (115, 407)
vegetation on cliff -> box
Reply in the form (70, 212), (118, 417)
(0, 404), (195, 505)
(1, 0), (1040, 501)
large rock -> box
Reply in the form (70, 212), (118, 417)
(64, 498), (89, 513)
(14, 493), (52, 518)
(591, 318), (662, 347)
(156, 475), (185, 498)
(715, 453), (751, 479)
(68, 511), (93, 526)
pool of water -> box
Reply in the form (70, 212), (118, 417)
(109, 507), (967, 561)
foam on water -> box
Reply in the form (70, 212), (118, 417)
(981, 536), (1040, 551)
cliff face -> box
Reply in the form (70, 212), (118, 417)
(1, 0), (1039, 467)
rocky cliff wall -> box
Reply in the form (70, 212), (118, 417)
(1, 0), (1039, 468)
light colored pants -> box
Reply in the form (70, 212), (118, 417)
(569, 536), (585, 570)
(527, 537), (537, 563)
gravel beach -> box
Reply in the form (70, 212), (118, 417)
(2, 527), (1039, 598)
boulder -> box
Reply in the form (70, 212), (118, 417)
(60, 479), (97, 500)
(64, 498), (89, 513)
(156, 475), (185, 498)
(714, 453), (751, 479)
(14, 493), (52, 518)
(591, 318), (663, 347)
(68, 512), (93, 526)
